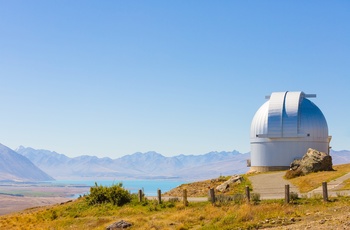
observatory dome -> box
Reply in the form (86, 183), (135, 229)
(250, 91), (331, 172)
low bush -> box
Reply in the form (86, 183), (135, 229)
(290, 192), (299, 201)
(86, 182), (132, 206)
(214, 194), (246, 205)
(285, 169), (304, 179)
(251, 193), (260, 204)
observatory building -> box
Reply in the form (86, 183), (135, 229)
(250, 91), (331, 172)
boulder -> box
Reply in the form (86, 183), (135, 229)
(106, 220), (132, 229)
(216, 175), (242, 192)
(290, 148), (333, 175)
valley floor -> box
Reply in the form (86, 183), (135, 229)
(0, 194), (71, 215)
(0, 183), (89, 215)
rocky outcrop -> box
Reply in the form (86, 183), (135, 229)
(106, 220), (132, 229)
(216, 175), (242, 192)
(289, 148), (333, 175)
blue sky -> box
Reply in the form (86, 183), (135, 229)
(0, 1), (349, 157)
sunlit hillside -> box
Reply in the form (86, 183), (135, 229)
(1, 163), (350, 229)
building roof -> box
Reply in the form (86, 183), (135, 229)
(251, 91), (328, 140)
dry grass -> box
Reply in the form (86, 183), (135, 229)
(340, 178), (350, 190)
(288, 163), (350, 193)
(2, 164), (350, 229)
(1, 195), (350, 230)
(164, 175), (252, 197)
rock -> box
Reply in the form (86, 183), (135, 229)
(215, 175), (242, 192)
(289, 148), (333, 175)
(106, 220), (132, 229)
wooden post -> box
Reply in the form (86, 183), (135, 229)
(285, 184), (290, 204)
(209, 188), (215, 204)
(138, 189), (143, 202)
(183, 189), (188, 206)
(157, 189), (162, 204)
(322, 182), (328, 202)
(245, 186), (250, 203)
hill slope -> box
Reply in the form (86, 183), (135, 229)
(0, 143), (54, 182)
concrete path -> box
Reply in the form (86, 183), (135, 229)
(250, 171), (350, 200)
(249, 171), (299, 199)
(307, 172), (350, 197)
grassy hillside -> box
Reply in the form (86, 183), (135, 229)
(2, 193), (350, 229)
(1, 163), (350, 229)
(287, 163), (350, 193)
(164, 175), (252, 197)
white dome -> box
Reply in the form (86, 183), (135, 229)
(251, 91), (328, 140)
(250, 91), (330, 172)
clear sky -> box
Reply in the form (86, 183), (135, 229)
(0, 1), (349, 158)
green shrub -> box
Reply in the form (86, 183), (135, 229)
(214, 194), (245, 205)
(215, 194), (234, 204)
(166, 202), (176, 208)
(50, 210), (58, 220)
(86, 182), (132, 206)
(251, 193), (260, 204)
(217, 175), (231, 182)
(233, 194), (245, 204)
(290, 192), (299, 201)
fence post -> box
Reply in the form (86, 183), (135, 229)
(183, 189), (188, 206)
(322, 182), (328, 202)
(157, 189), (162, 204)
(245, 186), (250, 203)
(285, 184), (290, 204)
(209, 188), (215, 204)
(138, 189), (143, 202)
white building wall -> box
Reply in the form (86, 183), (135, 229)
(250, 139), (329, 167)
(250, 91), (330, 171)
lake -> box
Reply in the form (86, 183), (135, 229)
(51, 179), (187, 197)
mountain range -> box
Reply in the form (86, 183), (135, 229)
(15, 146), (350, 181)
(1, 142), (350, 182)
(15, 146), (250, 180)
(0, 143), (54, 182)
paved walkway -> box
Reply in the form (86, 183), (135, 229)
(307, 172), (350, 197)
(249, 171), (299, 199)
(250, 171), (350, 199)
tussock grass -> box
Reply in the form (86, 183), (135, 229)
(2, 165), (350, 229)
(2, 195), (350, 229)
(288, 163), (350, 193)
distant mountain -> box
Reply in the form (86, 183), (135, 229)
(331, 149), (350, 165)
(0, 143), (54, 182)
(16, 147), (250, 180)
(15, 146), (350, 181)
